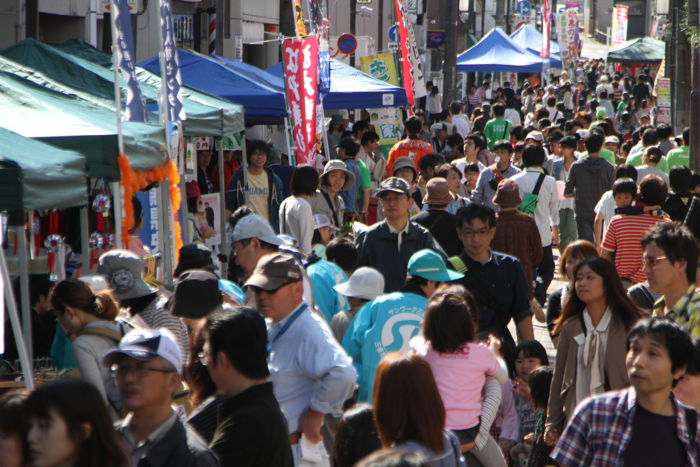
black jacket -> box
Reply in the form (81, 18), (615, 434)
(355, 220), (445, 293)
(137, 418), (219, 467)
(210, 383), (293, 467)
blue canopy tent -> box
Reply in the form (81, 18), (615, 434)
(509, 24), (563, 69)
(139, 49), (287, 125)
(267, 58), (408, 109)
(456, 28), (550, 73)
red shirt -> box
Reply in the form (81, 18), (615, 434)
(602, 214), (669, 283)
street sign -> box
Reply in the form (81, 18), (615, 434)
(388, 41), (399, 52)
(515, 0), (531, 15)
(388, 24), (398, 42)
(337, 34), (358, 54)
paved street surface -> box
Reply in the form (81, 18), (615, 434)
(580, 36), (610, 60)
(508, 250), (566, 362)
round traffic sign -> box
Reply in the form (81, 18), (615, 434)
(337, 34), (358, 54)
(388, 25), (398, 42)
(515, 0), (531, 15)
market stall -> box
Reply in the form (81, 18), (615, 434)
(456, 27), (552, 73)
(0, 127), (90, 390)
(266, 58), (408, 109)
(509, 23), (563, 69)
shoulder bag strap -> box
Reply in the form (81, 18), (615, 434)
(533, 173), (546, 196)
(320, 190), (341, 227)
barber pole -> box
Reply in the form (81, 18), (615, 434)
(208, 12), (216, 55)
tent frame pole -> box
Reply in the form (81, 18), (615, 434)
(16, 220), (32, 365)
(80, 207), (90, 273)
(217, 137), (230, 258)
(0, 220), (34, 390)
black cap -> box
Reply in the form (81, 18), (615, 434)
(167, 270), (223, 319)
(174, 243), (217, 278)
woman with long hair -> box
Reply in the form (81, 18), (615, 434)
(373, 352), (465, 466)
(545, 240), (599, 345)
(544, 257), (643, 446)
(51, 279), (132, 419)
(25, 379), (128, 467)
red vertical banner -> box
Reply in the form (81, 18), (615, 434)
(283, 36), (319, 166)
(541, 0), (551, 58)
(394, 0), (414, 109)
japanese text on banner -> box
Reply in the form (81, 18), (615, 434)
(283, 36), (319, 166)
(112, 0), (147, 122)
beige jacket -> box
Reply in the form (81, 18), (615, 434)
(546, 315), (631, 431)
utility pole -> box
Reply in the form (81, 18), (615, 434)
(443, 0), (458, 103)
(495, 0), (505, 28)
(279, 0), (296, 38)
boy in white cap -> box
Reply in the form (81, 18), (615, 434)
(330, 267), (385, 343)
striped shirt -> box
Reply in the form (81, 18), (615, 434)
(601, 214), (669, 283)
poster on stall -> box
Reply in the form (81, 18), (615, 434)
(655, 77), (671, 124)
(199, 193), (222, 251)
(360, 53), (400, 86)
(611, 5), (629, 47)
(282, 36), (319, 166)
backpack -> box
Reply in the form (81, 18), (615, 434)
(518, 173), (546, 216)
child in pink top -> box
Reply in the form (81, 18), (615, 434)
(411, 290), (508, 466)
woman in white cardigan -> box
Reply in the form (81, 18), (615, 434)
(51, 279), (133, 420)
(279, 165), (319, 256)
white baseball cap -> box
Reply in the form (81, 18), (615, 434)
(333, 267), (386, 300)
(231, 214), (283, 245)
(103, 328), (183, 374)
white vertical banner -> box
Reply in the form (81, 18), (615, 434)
(611, 5), (629, 47)
(0, 215), (4, 355)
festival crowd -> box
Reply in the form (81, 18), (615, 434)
(4, 57), (700, 467)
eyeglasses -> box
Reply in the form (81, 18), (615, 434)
(460, 227), (492, 238)
(642, 256), (668, 268)
(197, 350), (209, 367)
(110, 363), (175, 379)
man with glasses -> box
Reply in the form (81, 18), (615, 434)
(244, 253), (356, 466)
(642, 223), (700, 338)
(450, 204), (534, 360)
(202, 306), (293, 465)
(355, 177), (445, 293)
(105, 328), (218, 466)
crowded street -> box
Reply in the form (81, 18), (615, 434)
(1, 0), (700, 466)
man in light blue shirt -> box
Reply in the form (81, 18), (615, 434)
(245, 253), (356, 466)
(343, 249), (463, 401)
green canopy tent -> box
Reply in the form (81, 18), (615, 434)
(0, 128), (89, 390)
(606, 37), (665, 63)
(0, 127), (88, 211)
(0, 71), (166, 179)
(1, 38), (245, 138)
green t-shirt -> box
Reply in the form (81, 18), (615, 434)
(666, 146), (690, 168)
(626, 151), (670, 173)
(617, 100), (628, 112)
(580, 148), (616, 166)
(357, 159), (371, 200)
(483, 117), (512, 150)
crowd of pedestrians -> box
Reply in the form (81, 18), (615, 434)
(4, 57), (700, 467)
